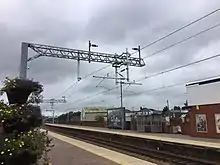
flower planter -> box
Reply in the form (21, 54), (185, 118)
(2, 105), (42, 133)
(1, 78), (43, 105)
(0, 124), (4, 134)
(6, 88), (32, 104)
(2, 118), (32, 134)
(0, 77), (52, 165)
(7, 150), (38, 165)
(27, 105), (43, 127)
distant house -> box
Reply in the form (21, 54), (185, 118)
(169, 109), (188, 118)
(131, 107), (163, 133)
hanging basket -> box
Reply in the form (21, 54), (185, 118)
(1, 77), (43, 105)
(0, 124), (4, 134)
(6, 88), (32, 104)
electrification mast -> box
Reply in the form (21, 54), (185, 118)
(43, 96), (66, 123)
(93, 47), (142, 130)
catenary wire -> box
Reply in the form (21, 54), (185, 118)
(137, 52), (220, 82)
(66, 86), (120, 105)
(54, 65), (110, 98)
(143, 22), (220, 59)
(126, 22), (220, 76)
(55, 8), (220, 98)
(65, 72), (220, 106)
(114, 21), (220, 76)
(132, 7), (220, 55)
(65, 52), (220, 105)
(123, 73), (220, 98)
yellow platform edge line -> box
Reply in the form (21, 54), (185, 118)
(44, 130), (156, 165)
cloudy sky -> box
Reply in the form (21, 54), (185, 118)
(1, 0), (220, 115)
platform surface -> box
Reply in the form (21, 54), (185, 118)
(49, 137), (118, 165)
(46, 123), (220, 149)
(48, 130), (156, 165)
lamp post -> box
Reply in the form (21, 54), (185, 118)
(88, 40), (98, 63)
(66, 111), (70, 124)
(132, 46), (141, 64)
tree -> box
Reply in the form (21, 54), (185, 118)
(162, 106), (170, 116)
(174, 106), (181, 110)
(56, 111), (81, 124)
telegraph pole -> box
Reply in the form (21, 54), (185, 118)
(120, 81), (123, 108)
(167, 100), (171, 119)
(167, 100), (169, 110)
(66, 112), (70, 123)
(126, 48), (129, 82)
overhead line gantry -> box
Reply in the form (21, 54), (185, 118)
(19, 42), (145, 80)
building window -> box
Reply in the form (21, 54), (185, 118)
(215, 114), (220, 134)
(195, 114), (208, 133)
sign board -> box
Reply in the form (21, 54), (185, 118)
(215, 114), (220, 133)
(195, 114), (207, 132)
(81, 107), (107, 121)
(82, 107), (107, 113)
(107, 108), (124, 129)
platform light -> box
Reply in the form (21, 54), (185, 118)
(89, 40), (98, 63)
(132, 46), (141, 64)
(132, 47), (139, 51)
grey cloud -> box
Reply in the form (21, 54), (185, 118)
(85, 0), (220, 45)
(0, 15), (85, 85)
(1, 0), (220, 112)
(79, 77), (116, 94)
(84, 0), (220, 81)
(142, 23), (220, 75)
(84, 1), (157, 44)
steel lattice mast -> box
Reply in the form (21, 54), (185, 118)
(43, 96), (66, 124)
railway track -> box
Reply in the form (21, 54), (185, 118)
(44, 125), (219, 165)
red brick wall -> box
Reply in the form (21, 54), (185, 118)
(188, 104), (220, 138)
(181, 116), (191, 136)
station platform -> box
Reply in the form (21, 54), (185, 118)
(46, 123), (220, 149)
(48, 130), (156, 165)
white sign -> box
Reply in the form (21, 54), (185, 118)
(215, 114), (220, 133)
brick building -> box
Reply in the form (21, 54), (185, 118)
(184, 77), (220, 138)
